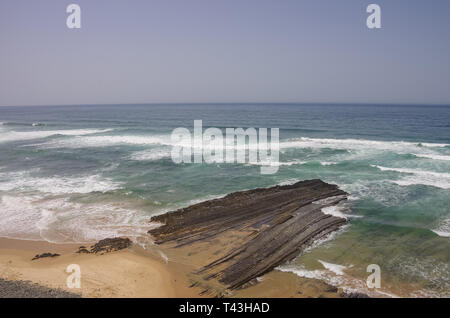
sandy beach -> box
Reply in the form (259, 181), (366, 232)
(1, 0), (450, 302)
(0, 237), (351, 298)
(0, 237), (203, 298)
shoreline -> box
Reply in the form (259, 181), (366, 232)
(0, 237), (351, 298)
(0, 181), (367, 298)
(0, 180), (374, 298)
(0, 237), (202, 297)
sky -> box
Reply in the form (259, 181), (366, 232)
(1, 0), (450, 106)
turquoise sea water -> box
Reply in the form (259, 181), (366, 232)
(0, 104), (449, 297)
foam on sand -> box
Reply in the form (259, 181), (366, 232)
(0, 195), (43, 241)
(277, 261), (398, 298)
(318, 260), (347, 275)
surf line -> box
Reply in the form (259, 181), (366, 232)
(170, 120), (280, 174)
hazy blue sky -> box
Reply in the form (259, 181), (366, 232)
(1, 0), (450, 106)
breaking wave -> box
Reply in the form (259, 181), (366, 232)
(279, 137), (449, 151)
(371, 165), (450, 189)
(412, 153), (450, 161)
(0, 194), (152, 243)
(0, 128), (112, 143)
(432, 218), (450, 237)
(0, 170), (122, 194)
(129, 148), (171, 161)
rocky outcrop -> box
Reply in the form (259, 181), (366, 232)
(340, 292), (370, 298)
(31, 253), (60, 261)
(149, 179), (348, 290)
(76, 237), (132, 254)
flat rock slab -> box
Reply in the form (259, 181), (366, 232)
(149, 179), (348, 290)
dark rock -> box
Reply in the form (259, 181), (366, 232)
(340, 292), (370, 298)
(199, 288), (210, 296)
(76, 248), (90, 254)
(324, 284), (339, 293)
(149, 179), (348, 290)
(189, 281), (200, 288)
(75, 237), (132, 254)
(89, 237), (132, 254)
(31, 253), (60, 261)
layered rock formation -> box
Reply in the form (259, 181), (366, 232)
(149, 179), (348, 290)
(75, 237), (132, 254)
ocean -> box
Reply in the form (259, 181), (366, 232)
(0, 103), (449, 297)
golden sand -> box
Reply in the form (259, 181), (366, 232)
(0, 237), (343, 298)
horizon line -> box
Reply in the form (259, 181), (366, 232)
(1, 101), (450, 108)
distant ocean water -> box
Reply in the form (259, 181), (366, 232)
(0, 103), (449, 297)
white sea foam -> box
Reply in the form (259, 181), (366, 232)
(0, 195), (44, 241)
(40, 134), (267, 151)
(321, 205), (350, 219)
(0, 194), (152, 243)
(280, 137), (449, 151)
(129, 148), (171, 161)
(432, 218), (450, 237)
(158, 250), (169, 264)
(277, 265), (324, 279)
(318, 260), (347, 275)
(277, 178), (301, 186)
(320, 161), (338, 166)
(371, 165), (450, 189)
(36, 134), (172, 149)
(337, 180), (412, 207)
(246, 160), (306, 167)
(312, 195), (361, 220)
(0, 128), (112, 143)
(277, 262), (398, 298)
(0, 170), (122, 194)
(265, 161), (336, 167)
(389, 256), (450, 297)
(412, 153), (450, 161)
